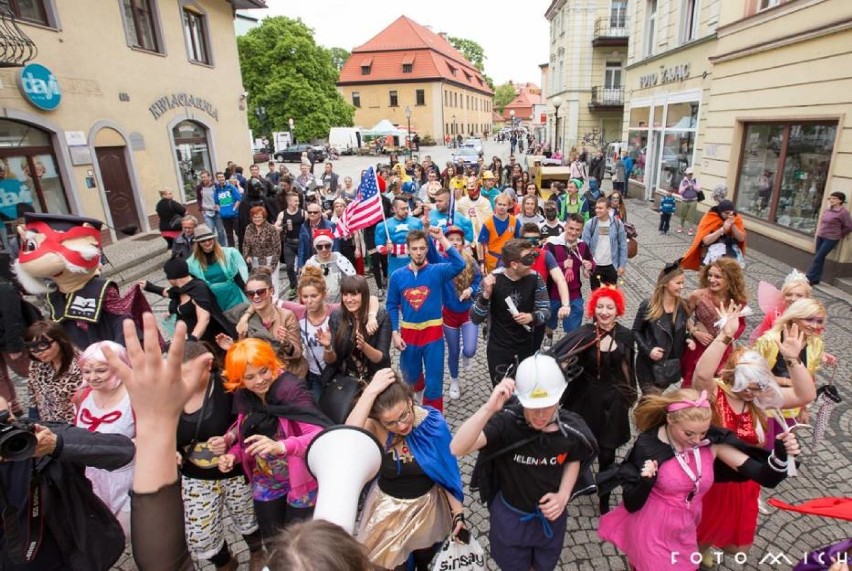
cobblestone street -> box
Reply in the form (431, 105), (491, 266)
(15, 147), (850, 570)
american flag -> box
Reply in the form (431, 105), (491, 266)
(333, 167), (384, 238)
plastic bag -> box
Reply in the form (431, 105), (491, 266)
(432, 535), (486, 571)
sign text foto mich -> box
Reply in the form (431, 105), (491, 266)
(149, 93), (219, 121)
(640, 63), (691, 89)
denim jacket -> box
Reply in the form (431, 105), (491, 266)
(581, 214), (627, 270)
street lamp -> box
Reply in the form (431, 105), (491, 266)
(551, 95), (563, 155)
(509, 109), (516, 129)
(288, 117), (294, 146)
(404, 105), (412, 158)
(452, 114), (457, 146)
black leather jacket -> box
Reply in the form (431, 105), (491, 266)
(631, 299), (690, 386)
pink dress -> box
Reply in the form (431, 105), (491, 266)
(598, 444), (715, 571)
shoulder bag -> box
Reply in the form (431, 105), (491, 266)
(651, 332), (682, 388)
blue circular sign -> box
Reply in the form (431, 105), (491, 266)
(17, 63), (62, 111)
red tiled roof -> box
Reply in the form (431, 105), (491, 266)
(338, 16), (492, 95)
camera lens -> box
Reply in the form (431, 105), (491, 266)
(0, 420), (37, 461)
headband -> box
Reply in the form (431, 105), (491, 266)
(666, 390), (710, 412)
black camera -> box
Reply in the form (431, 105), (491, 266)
(0, 410), (37, 461)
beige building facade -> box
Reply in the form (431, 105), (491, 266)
(623, 0), (852, 283)
(545, 0), (628, 154)
(0, 0), (261, 245)
(337, 81), (493, 142)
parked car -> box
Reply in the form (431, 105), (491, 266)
(252, 148), (271, 164)
(451, 146), (480, 166)
(462, 138), (484, 154)
(274, 144), (327, 163)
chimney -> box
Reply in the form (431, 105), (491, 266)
(438, 31), (448, 40)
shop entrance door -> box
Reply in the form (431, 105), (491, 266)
(645, 131), (664, 199)
(96, 147), (139, 236)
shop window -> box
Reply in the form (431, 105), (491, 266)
(658, 131), (695, 190)
(734, 122), (837, 235)
(120, 0), (163, 54)
(172, 120), (211, 201)
(181, 2), (211, 65)
(351, 92), (361, 108)
(8, 0), (51, 27)
(415, 89), (425, 106)
(389, 91), (398, 107)
(666, 102), (698, 130)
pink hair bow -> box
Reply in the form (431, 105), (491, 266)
(666, 390), (711, 412)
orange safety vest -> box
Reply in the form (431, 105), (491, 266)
(482, 214), (517, 273)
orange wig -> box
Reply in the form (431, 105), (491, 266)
(223, 338), (283, 392)
(586, 286), (626, 318)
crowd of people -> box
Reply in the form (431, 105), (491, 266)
(0, 146), (845, 571)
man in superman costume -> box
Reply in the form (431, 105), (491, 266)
(14, 213), (152, 348)
(386, 226), (464, 411)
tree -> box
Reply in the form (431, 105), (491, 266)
(238, 17), (354, 142)
(493, 83), (518, 114)
(448, 36), (495, 90)
(327, 47), (349, 72)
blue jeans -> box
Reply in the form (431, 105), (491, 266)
(203, 212), (226, 246)
(546, 298), (584, 334)
(806, 236), (840, 284)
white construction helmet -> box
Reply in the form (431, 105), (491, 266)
(514, 354), (567, 409)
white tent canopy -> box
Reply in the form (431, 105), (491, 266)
(364, 119), (406, 137)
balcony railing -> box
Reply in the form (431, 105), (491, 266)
(0, 7), (37, 68)
(592, 17), (629, 47)
(589, 86), (624, 109)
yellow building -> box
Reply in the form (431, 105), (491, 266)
(621, 0), (717, 201)
(545, 0), (629, 154)
(623, 0), (852, 284)
(703, 0), (852, 283)
(0, 0), (263, 244)
(337, 16), (493, 143)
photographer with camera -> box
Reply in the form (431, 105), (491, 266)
(0, 395), (135, 570)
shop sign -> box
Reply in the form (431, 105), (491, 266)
(17, 63), (62, 111)
(149, 93), (219, 121)
(639, 63), (691, 89)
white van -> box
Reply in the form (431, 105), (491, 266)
(329, 127), (362, 155)
(605, 141), (626, 175)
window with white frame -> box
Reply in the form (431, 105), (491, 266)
(758, 0), (781, 10)
(645, 0), (657, 58)
(611, 0), (628, 28)
(181, 2), (211, 65)
(680, 0), (699, 44)
(120, 0), (163, 53)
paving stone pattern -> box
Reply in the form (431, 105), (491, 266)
(18, 150), (851, 570)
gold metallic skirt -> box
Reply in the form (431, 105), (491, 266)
(356, 484), (451, 569)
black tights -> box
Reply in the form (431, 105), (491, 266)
(209, 530), (263, 567)
(370, 252), (388, 290)
(598, 447), (617, 514)
(254, 498), (313, 542)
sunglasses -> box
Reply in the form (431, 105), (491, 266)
(26, 339), (54, 353)
(246, 287), (269, 299)
(523, 236), (540, 244)
(315, 243), (332, 251)
(519, 251), (540, 266)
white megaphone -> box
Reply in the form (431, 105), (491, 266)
(306, 425), (383, 534)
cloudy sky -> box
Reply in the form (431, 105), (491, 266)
(240, 2), (550, 85)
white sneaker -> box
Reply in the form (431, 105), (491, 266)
(461, 355), (471, 371)
(758, 495), (772, 515)
(449, 380), (460, 400)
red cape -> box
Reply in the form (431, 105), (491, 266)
(681, 210), (747, 270)
(768, 497), (852, 521)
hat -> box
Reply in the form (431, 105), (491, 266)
(164, 257), (189, 280)
(717, 199), (735, 213)
(684, 167), (695, 175)
(445, 226), (466, 241)
(313, 228), (334, 247)
(481, 170), (496, 180)
(514, 354), (567, 409)
(193, 224), (216, 242)
(570, 178), (584, 190)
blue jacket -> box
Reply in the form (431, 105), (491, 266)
(374, 215), (423, 251)
(429, 209), (475, 243)
(581, 214), (628, 270)
(442, 259), (481, 314)
(214, 183), (242, 219)
(298, 219), (338, 267)
(660, 195), (677, 214)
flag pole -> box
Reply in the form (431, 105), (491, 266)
(375, 167), (392, 245)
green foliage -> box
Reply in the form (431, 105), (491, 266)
(493, 83), (517, 114)
(327, 47), (350, 72)
(238, 17), (354, 141)
(448, 36), (486, 72)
